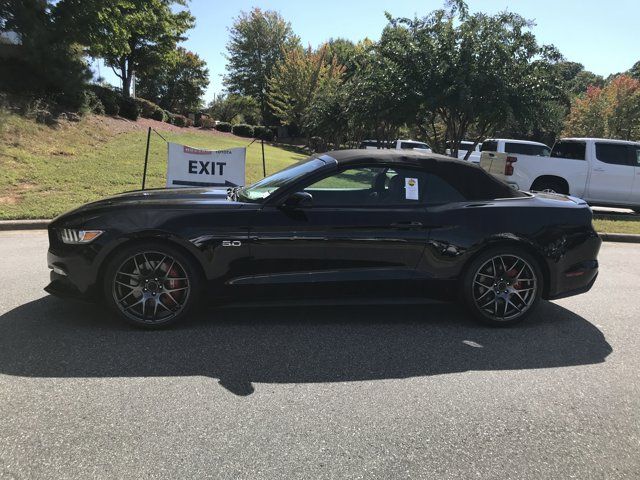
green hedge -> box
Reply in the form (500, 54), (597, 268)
(89, 84), (120, 116)
(254, 125), (275, 141)
(215, 122), (232, 132)
(232, 123), (254, 137)
(119, 97), (139, 121)
(134, 97), (164, 121)
(173, 114), (188, 127)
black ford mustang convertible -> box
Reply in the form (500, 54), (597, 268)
(46, 150), (600, 328)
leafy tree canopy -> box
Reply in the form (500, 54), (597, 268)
(56, 0), (194, 97)
(136, 47), (209, 113)
(224, 8), (300, 123)
(208, 94), (262, 125)
(379, 2), (563, 157)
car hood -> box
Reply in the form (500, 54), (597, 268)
(52, 187), (248, 224)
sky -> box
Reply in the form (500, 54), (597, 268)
(92, 0), (640, 104)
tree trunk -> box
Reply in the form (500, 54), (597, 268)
(121, 59), (131, 98)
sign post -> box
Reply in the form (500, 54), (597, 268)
(166, 143), (246, 188)
(141, 127), (151, 190)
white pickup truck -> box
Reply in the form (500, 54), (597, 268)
(480, 137), (640, 211)
(360, 139), (432, 153)
(461, 138), (551, 162)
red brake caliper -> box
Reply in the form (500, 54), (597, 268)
(167, 265), (184, 302)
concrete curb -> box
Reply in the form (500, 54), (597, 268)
(598, 232), (640, 243)
(0, 219), (50, 231)
(2, 219), (640, 243)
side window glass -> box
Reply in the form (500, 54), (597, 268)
(551, 141), (586, 160)
(302, 167), (467, 206)
(303, 166), (428, 206)
(481, 141), (498, 152)
(424, 174), (467, 204)
(630, 146), (640, 166)
(595, 143), (631, 166)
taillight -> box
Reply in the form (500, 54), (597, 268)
(504, 156), (517, 176)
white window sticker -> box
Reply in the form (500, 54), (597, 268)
(405, 177), (419, 200)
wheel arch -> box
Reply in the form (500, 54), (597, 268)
(459, 237), (551, 298)
(96, 233), (207, 292)
(530, 175), (569, 194)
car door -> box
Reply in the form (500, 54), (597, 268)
(628, 144), (640, 206)
(586, 142), (635, 203)
(244, 164), (430, 292)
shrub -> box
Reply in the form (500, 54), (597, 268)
(185, 117), (194, 127)
(163, 110), (172, 123)
(232, 123), (254, 138)
(173, 114), (188, 127)
(89, 84), (121, 116)
(134, 97), (164, 120)
(215, 122), (232, 132)
(254, 125), (274, 141)
(151, 108), (166, 122)
(83, 90), (104, 115)
(200, 117), (215, 129)
(119, 97), (139, 121)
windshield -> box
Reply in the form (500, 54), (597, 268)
(237, 158), (327, 202)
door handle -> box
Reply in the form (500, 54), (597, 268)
(593, 167), (605, 172)
(391, 221), (423, 229)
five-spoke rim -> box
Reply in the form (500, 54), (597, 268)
(472, 254), (537, 321)
(112, 251), (190, 324)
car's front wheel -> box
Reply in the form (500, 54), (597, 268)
(104, 242), (201, 328)
(462, 247), (542, 326)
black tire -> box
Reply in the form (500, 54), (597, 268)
(531, 179), (567, 195)
(103, 241), (202, 328)
(461, 246), (543, 327)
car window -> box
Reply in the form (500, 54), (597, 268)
(239, 158), (327, 201)
(633, 146), (640, 166)
(551, 141), (586, 160)
(480, 141), (498, 152)
(303, 166), (466, 206)
(424, 174), (467, 204)
(400, 142), (429, 150)
(504, 142), (550, 157)
(595, 143), (633, 166)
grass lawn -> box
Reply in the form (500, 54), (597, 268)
(0, 114), (306, 219)
(592, 218), (640, 235)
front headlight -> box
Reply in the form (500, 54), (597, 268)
(59, 229), (104, 244)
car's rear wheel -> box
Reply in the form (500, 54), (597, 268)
(462, 247), (542, 326)
(104, 242), (201, 328)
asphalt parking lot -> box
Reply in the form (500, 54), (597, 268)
(0, 231), (638, 479)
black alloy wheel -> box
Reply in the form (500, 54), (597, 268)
(104, 243), (200, 328)
(462, 247), (542, 326)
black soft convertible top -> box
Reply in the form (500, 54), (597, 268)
(324, 149), (524, 200)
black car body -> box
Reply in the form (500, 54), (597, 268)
(46, 150), (601, 327)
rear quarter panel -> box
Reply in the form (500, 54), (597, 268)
(417, 196), (598, 298)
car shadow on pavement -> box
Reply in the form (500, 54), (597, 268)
(0, 296), (612, 396)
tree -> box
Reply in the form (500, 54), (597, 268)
(208, 94), (262, 125)
(0, 0), (91, 107)
(563, 75), (640, 140)
(224, 8), (300, 123)
(345, 41), (417, 146)
(268, 44), (344, 130)
(379, 2), (563, 158)
(628, 61), (640, 81)
(57, 0), (194, 97)
(555, 61), (604, 96)
(136, 47), (208, 112)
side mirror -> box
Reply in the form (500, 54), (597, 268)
(282, 191), (313, 208)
